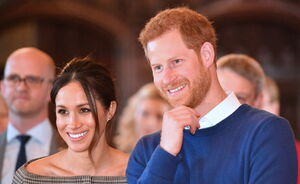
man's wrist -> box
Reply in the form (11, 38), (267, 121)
(160, 143), (179, 156)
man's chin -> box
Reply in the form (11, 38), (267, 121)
(12, 108), (33, 116)
(168, 98), (189, 107)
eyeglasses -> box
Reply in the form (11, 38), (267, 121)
(3, 74), (53, 88)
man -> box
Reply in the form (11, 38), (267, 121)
(0, 47), (59, 184)
(126, 7), (297, 183)
(216, 54), (265, 108)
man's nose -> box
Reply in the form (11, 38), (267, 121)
(162, 67), (176, 84)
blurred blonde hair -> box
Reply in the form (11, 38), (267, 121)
(114, 83), (169, 153)
(264, 76), (279, 104)
(262, 76), (280, 115)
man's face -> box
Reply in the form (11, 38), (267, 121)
(217, 68), (258, 106)
(146, 29), (211, 108)
(1, 53), (53, 118)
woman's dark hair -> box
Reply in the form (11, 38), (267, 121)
(51, 57), (116, 149)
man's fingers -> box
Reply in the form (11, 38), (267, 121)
(182, 120), (200, 134)
(189, 126), (196, 135)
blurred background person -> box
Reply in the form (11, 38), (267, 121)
(13, 58), (128, 183)
(217, 53), (265, 108)
(261, 75), (300, 184)
(0, 93), (8, 132)
(114, 83), (171, 153)
(0, 47), (60, 184)
(261, 76), (280, 115)
(218, 54), (300, 184)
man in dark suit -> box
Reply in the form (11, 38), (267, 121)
(0, 47), (59, 184)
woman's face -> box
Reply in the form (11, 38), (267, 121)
(55, 81), (107, 152)
(134, 98), (170, 138)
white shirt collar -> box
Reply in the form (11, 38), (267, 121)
(7, 119), (53, 145)
(199, 92), (241, 129)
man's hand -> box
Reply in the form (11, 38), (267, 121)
(160, 106), (200, 156)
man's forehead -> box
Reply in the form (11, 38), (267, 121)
(4, 59), (48, 77)
(147, 41), (158, 53)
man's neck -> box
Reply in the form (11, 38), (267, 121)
(9, 111), (48, 134)
(194, 80), (227, 117)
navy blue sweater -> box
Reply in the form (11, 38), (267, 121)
(126, 105), (297, 184)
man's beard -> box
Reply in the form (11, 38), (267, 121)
(159, 71), (211, 108)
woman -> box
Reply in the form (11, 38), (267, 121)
(114, 83), (170, 153)
(12, 58), (128, 183)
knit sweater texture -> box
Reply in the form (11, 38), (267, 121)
(127, 105), (297, 184)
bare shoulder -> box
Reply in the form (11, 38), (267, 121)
(110, 148), (129, 176)
(26, 151), (64, 176)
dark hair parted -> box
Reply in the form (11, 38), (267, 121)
(50, 57), (116, 148)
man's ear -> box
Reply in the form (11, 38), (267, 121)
(107, 101), (117, 122)
(46, 83), (53, 103)
(200, 42), (215, 68)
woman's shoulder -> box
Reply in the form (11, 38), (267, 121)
(12, 154), (62, 184)
(109, 148), (129, 176)
(26, 151), (63, 176)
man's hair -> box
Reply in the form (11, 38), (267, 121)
(217, 54), (265, 96)
(139, 7), (217, 57)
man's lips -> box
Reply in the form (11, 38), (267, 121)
(167, 84), (187, 95)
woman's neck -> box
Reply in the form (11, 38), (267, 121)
(62, 138), (113, 176)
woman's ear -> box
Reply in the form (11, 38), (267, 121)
(200, 42), (215, 68)
(107, 101), (117, 122)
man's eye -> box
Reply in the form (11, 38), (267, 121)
(7, 75), (20, 81)
(153, 65), (163, 72)
(80, 108), (91, 113)
(174, 59), (182, 64)
(26, 76), (42, 83)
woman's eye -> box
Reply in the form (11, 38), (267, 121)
(80, 108), (91, 113)
(57, 109), (67, 115)
(141, 111), (150, 117)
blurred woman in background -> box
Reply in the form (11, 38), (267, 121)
(114, 83), (171, 153)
